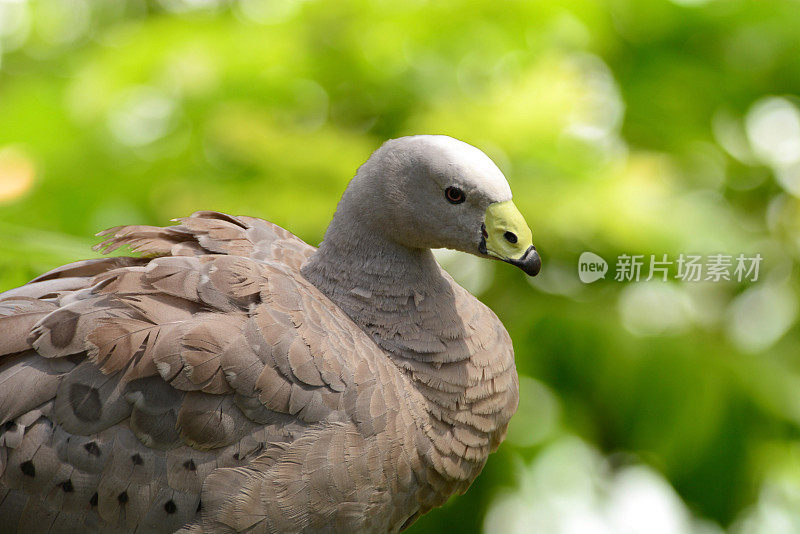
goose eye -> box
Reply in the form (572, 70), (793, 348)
(444, 186), (466, 204)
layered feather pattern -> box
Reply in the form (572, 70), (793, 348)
(0, 210), (518, 533)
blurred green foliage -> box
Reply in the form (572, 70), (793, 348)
(2, 0), (800, 532)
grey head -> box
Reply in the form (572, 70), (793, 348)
(336, 134), (541, 276)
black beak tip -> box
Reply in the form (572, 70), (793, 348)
(508, 245), (541, 276)
(523, 246), (542, 276)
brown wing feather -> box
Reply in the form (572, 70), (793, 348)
(91, 211), (315, 266)
(0, 211), (427, 533)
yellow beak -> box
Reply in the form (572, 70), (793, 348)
(480, 200), (541, 276)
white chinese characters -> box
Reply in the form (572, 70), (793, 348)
(579, 252), (762, 283)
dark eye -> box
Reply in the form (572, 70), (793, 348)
(444, 186), (466, 204)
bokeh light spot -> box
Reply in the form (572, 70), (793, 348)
(0, 146), (36, 202)
(618, 283), (693, 337)
(726, 280), (797, 353)
(107, 86), (179, 147)
(0, 0), (31, 52)
(746, 97), (800, 171)
(505, 375), (560, 448)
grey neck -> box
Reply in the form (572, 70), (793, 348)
(301, 202), (447, 313)
(300, 188), (479, 368)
